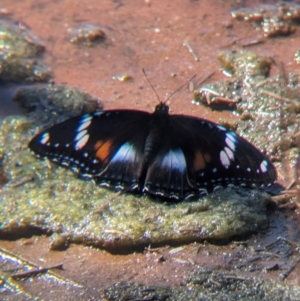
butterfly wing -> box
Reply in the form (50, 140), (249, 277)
(144, 114), (277, 199)
(29, 110), (151, 191)
(144, 144), (197, 199)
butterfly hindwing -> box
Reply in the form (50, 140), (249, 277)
(144, 146), (194, 199)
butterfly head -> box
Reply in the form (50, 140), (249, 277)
(154, 102), (169, 115)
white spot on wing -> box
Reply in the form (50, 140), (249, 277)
(93, 111), (103, 116)
(110, 142), (135, 164)
(40, 132), (50, 144)
(220, 150), (230, 169)
(75, 134), (89, 150)
(225, 136), (236, 151)
(217, 125), (226, 131)
(77, 117), (92, 131)
(224, 146), (234, 160)
(161, 149), (186, 173)
(260, 160), (268, 173)
(226, 132), (237, 142)
(75, 129), (88, 141)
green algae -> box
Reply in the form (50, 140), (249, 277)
(232, 2), (300, 37)
(218, 50), (272, 78)
(193, 50), (300, 160)
(13, 84), (102, 124)
(236, 73), (300, 158)
(69, 24), (106, 46)
(0, 49), (275, 251)
(0, 114), (270, 251)
(0, 37), (276, 252)
(0, 19), (51, 82)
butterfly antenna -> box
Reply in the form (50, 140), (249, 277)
(142, 68), (161, 103)
(164, 73), (197, 104)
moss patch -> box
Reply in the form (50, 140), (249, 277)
(0, 115), (270, 251)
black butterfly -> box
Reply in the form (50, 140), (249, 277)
(29, 102), (277, 200)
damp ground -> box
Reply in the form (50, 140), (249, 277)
(1, 0), (300, 300)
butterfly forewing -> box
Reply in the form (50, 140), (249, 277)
(29, 110), (151, 190)
(168, 115), (277, 192)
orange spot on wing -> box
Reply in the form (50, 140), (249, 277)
(194, 151), (206, 171)
(94, 139), (113, 162)
(203, 153), (211, 163)
(193, 151), (212, 171)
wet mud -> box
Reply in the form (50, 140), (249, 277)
(1, 0), (300, 300)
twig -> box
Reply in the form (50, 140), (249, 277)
(11, 264), (64, 280)
(144, 246), (163, 253)
(183, 40), (200, 61)
(196, 71), (215, 87)
(243, 80), (256, 97)
(179, 227), (201, 233)
(222, 275), (247, 281)
(103, 229), (130, 237)
(260, 90), (298, 105)
(279, 261), (298, 281)
(8, 176), (34, 188)
(285, 180), (296, 191)
(278, 61), (288, 85)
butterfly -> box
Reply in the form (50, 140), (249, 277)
(28, 101), (277, 201)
